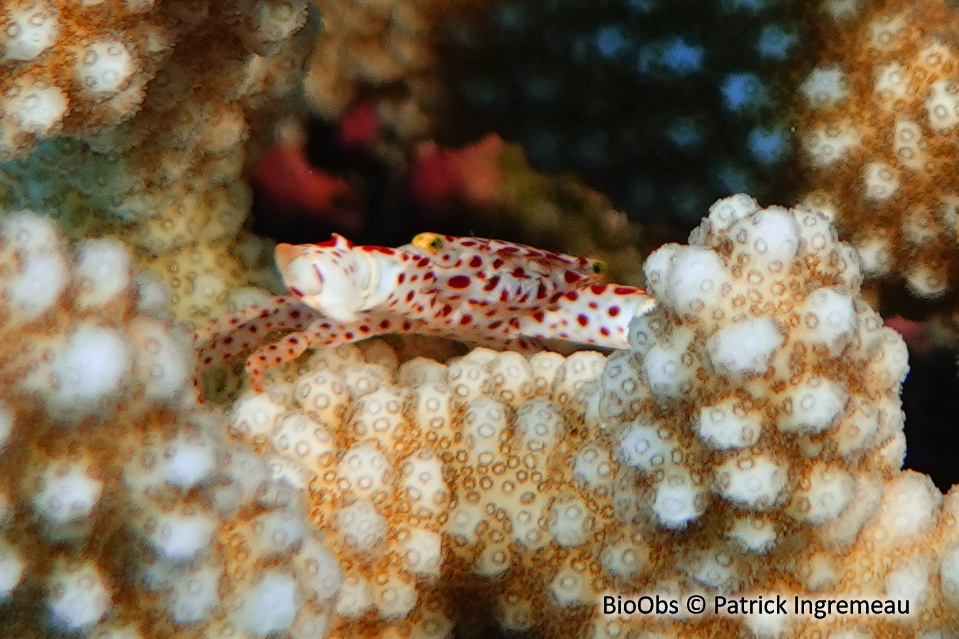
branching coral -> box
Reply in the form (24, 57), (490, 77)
(3, 3), (959, 636)
(0, 0), (317, 326)
(0, 211), (346, 639)
(214, 196), (959, 638)
(3, 186), (959, 638)
(304, 0), (439, 140)
(795, 0), (959, 301)
(597, 193), (959, 636)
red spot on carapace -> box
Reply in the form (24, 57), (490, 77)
(577, 314), (589, 327)
(600, 327), (610, 337)
(567, 292), (579, 301)
(459, 315), (473, 325)
(532, 311), (545, 323)
(564, 270), (582, 284)
(345, 332), (354, 339)
(492, 258), (504, 269)
(448, 275), (470, 289)
(511, 266), (527, 278)
(614, 286), (637, 295)
(489, 320), (503, 329)
(380, 319), (391, 329)
(290, 287), (304, 297)
(469, 256), (482, 268)
(588, 302), (598, 309)
(398, 273), (406, 284)
(406, 291), (416, 302)
(590, 284), (606, 294)
(536, 283), (548, 300)
(608, 306), (620, 317)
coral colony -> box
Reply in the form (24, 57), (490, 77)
(2, 1), (959, 639)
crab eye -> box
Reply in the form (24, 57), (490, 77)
(591, 259), (609, 275)
(413, 233), (445, 252)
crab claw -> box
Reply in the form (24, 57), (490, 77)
(274, 239), (366, 323)
(275, 243), (302, 273)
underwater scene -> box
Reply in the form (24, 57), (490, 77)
(1, 0), (959, 637)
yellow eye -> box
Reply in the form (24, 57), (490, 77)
(591, 259), (609, 276)
(413, 232), (445, 251)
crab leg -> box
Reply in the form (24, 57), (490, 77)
(244, 313), (429, 391)
(193, 295), (308, 346)
(244, 330), (314, 393)
(194, 296), (320, 391)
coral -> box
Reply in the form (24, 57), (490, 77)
(595, 193), (958, 636)
(218, 196), (959, 637)
(794, 0), (959, 300)
(0, 0), (318, 326)
(5, 194), (959, 638)
(0, 0), (312, 160)
(304, 0), (438, 141)
(0, 211), (345, 638)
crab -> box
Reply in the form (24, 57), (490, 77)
(194, 233), (655, 393)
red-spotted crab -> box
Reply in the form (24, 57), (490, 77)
(195, 233), (654, 392)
